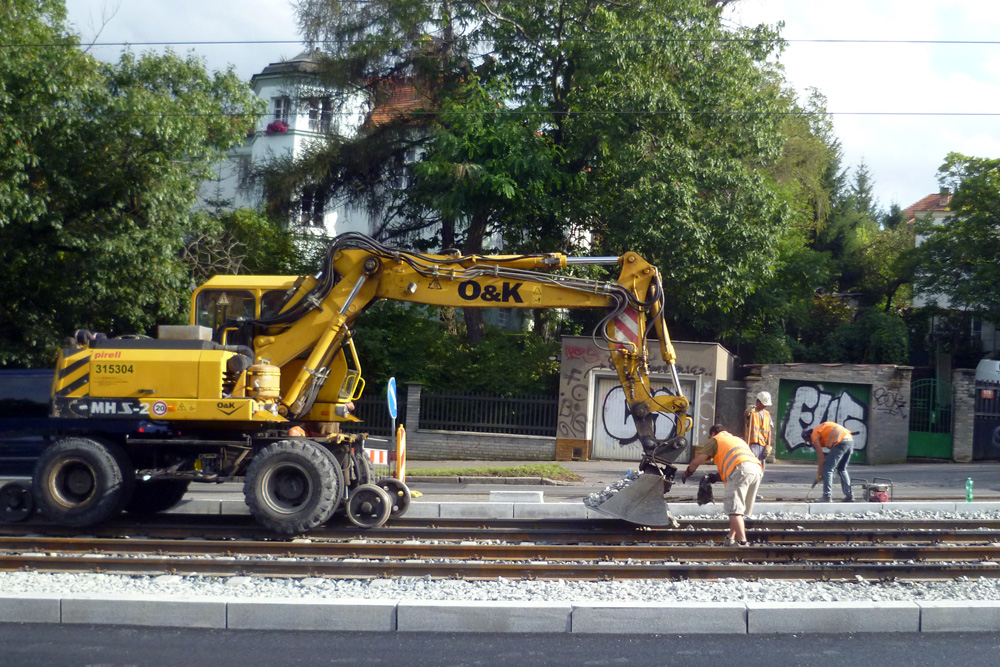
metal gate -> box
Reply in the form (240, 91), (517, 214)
(907, 378), (953, 459)
(590, 375), (697, 461)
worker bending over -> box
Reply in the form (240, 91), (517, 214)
(803, 422), (855, 503)
(682, 424), (763, 546)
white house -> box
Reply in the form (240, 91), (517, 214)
(198, 49), (370, 236)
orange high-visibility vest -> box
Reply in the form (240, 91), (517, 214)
(711, 431), (761, 484)
(745, 408), (772, 448)
(811, 422), (852, 450)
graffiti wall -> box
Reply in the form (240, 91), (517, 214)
(777, 380), (869, 463)
(556, 336), (735, 460)
(746, 363), (912, 465)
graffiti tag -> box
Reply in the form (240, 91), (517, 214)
(601, 386), (682, 446)
(873, 387), (907, 419)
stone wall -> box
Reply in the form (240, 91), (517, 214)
(952, 368), (976, 462)
(744, 363), (912, 465)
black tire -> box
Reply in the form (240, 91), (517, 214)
(32, 437), (129, 527)
(311, 443), (347, 517)
(125, 480), (191, 516)
(345, 483), (393, 528)
(375, 478), (411, 519)
(243, 440), (342, 534)
(352, 451), (374, 488)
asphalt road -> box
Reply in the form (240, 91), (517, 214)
(3, 624), (1000, 667)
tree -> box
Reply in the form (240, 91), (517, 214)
(283, 0), (791, 343)
(0, 1), (263, 367)
(915, 153), (1000, 316)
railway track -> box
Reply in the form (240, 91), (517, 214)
(3, 517), (1000, 580)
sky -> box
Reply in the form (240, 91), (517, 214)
(65, 0), (1000, 212)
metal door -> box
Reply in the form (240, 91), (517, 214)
(907, 379), (953, 459)
(590, 375), (697, 461)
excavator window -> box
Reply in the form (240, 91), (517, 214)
(195, 290), (255, 335)
(260, 290), (289, 319)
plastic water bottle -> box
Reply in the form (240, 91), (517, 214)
(966, 478), (974, 503)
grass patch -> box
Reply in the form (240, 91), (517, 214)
(406, 464), (582, 482)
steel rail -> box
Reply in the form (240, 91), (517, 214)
(2, 552), (999, 581)
(3, 535), (1000, 565)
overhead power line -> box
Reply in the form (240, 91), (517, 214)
(6, 37), (1000, 48)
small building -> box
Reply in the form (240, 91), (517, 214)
(555, 337), (737, 461)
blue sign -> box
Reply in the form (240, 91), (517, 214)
(387, 377), (398, 420)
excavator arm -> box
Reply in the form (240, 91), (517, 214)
(234, 233), (690, 457)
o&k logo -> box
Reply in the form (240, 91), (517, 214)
(457, 281), (524, 303)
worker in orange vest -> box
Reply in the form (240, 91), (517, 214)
(745, 391), (773, 470)
(803, 422), (855, 503)
(682, 424), (763, 546)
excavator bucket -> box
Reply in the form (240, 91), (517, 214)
(589, 473), (676, 526)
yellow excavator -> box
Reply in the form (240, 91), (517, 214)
(27, 233), (691, 533)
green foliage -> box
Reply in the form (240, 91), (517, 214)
(351, 301), (560, 395)
(915, 153), (1000, 316)
(407, 464), (582, 481)
(0, 2), (263, 367)
(284, 0), (794, 343)
(185, 208), (307, 281)
(821, 308), (909, 365)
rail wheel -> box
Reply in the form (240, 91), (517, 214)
(32, 437), (130, 527)
(345, 483), (393, 528)
(244, 440), (342, 534)
(125, 480), (191, 516)
(375, 478), (411, 519)
(0, 482), (34, 523)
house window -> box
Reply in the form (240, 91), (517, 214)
(307, 98), (332, 133)
(273, 96), (290, 123)
(497, 309), (509, 328)
(300, 186), (326, 227)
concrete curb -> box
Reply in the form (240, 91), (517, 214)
(157, 498), (997, 518)
(3, 594), (999, 633)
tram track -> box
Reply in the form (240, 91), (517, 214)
(4, 517), (1000, 581)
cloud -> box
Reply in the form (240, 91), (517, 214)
(729, 0), (1000, 210)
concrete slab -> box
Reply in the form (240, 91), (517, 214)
(571, 601), (746, 634)
(672, 504), (725, 518)
(514, 502), (589, 519)
(881, 502), (957, 513)
(165, 499), (224, 515)
(954, 502), (1000, 514)
(753, 503), (808, 515)
(747, 601), (919, 634)
(61, 595), (227, 628)
(397, 600), (572, 633)
(0, 593), (61, 624)
(227, 598), (397, 631)
(919, 600), (1000, 632)
(402, 501), (440, 518)
(438, 502), (514, 519)
(490, 490), (543, 502)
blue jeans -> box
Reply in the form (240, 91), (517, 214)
(822, 440), (854, 501)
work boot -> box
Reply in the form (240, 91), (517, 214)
(843, 495), (854, 503)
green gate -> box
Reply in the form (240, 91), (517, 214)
(907, 379), (953, 458)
